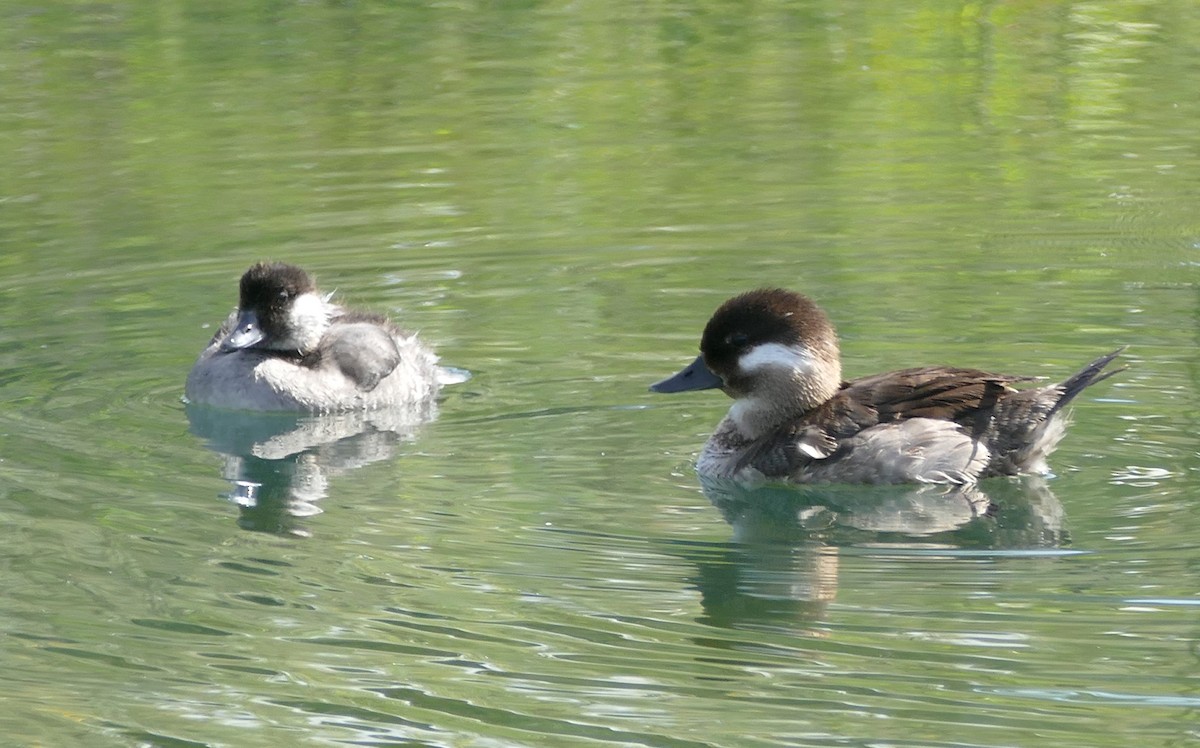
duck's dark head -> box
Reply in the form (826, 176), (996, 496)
(220, 262), (329, 353)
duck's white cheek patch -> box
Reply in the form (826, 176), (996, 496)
(737, 342), (815, 375)
(286, 292), (330, 350)
(290, 292), (326, 324)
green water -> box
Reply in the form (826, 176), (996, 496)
(3, 2), (1199, 746)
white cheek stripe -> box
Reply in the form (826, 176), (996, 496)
(290, 292), (328, 323)
(738, 342), (815, 375)
(285, 292), (331, 350)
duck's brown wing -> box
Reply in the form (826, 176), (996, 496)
(840, 366), (1033, 435)
(735, 367), (1032, 477)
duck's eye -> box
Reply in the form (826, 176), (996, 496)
(727, 332), (749, 347)
(278, 289), (292, 300)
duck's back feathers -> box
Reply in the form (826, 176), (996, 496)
(323, 321), (402, 392)
(732, 350), (1125, 484)
(842, 367), (1031, 430)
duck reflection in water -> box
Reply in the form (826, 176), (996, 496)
(689, 476), (1067, 631)
(185, 402), (436, 535)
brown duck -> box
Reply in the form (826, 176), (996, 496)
(651, 288), (1124, 484)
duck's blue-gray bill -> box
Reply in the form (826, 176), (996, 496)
(649, 355), (722, 393)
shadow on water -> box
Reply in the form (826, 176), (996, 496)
(687, 476), (1068, 631)
(185, 402), (436, 536)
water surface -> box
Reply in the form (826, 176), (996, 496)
(2, 2), (1199, 747)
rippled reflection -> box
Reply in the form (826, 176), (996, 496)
(185, 402), (436, 535)
(690, 476), (1068, 630)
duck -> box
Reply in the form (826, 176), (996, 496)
(650, 288), (1124, 485)
(185, 262), (447, 412)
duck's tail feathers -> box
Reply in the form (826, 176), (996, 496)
(1048, 347), (1126, 418)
